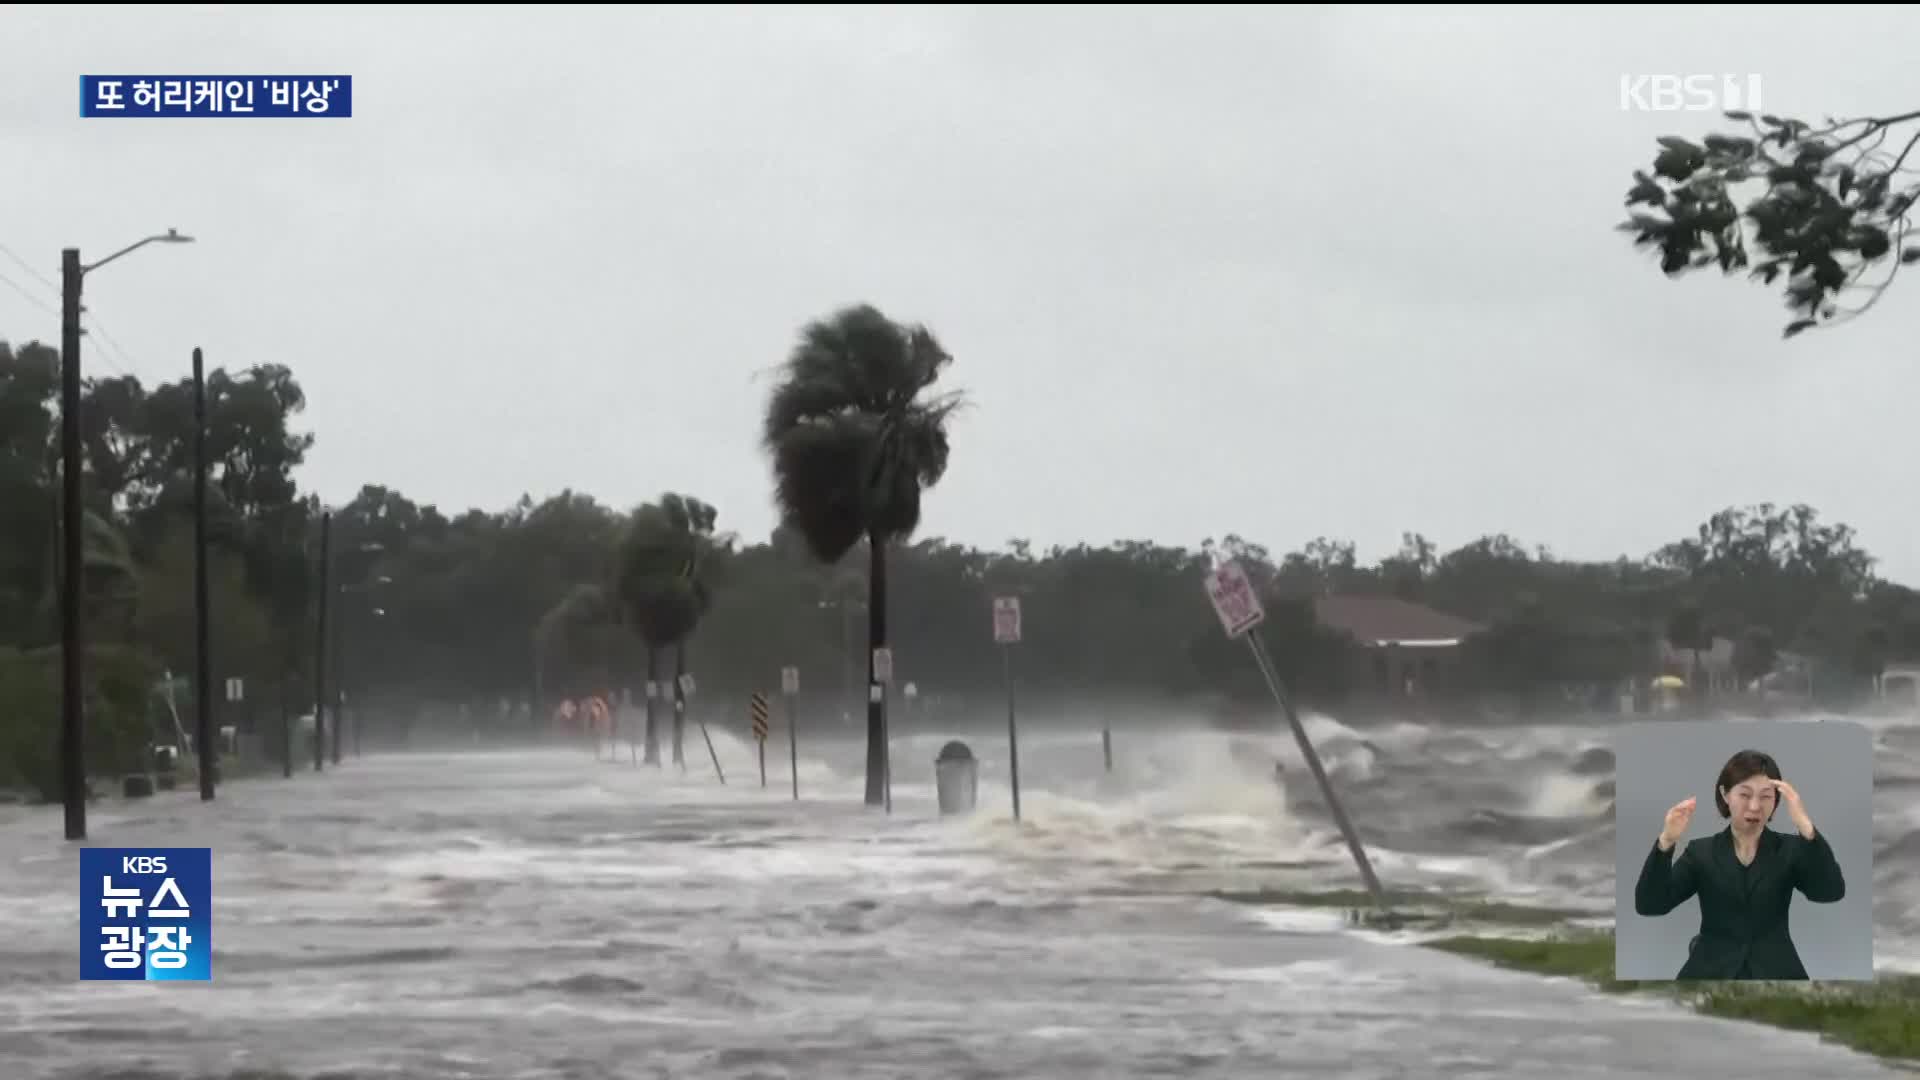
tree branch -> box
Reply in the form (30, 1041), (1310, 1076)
(1621, 106), (1920, 337)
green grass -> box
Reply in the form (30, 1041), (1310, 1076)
(1209, 886), (1585, 928)
(1220, 889), (1920, 1061)
(1426, 931), (1636, 992)
(1427, 930), (1920, 1062)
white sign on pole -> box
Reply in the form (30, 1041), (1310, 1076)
(677, 673), (696, 696)
(224, 677), (244, 702)
(781, 666), (800, 695)
(904, 681), (918, 700)
(872, 647), (893, 684)
(993, 596), (1022, 644)
(1205, 559), (1266, 637)
(645, 681), (659, 699)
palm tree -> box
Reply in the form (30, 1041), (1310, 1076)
(533, 583), (616, 702)
(1666, 602), (1707, 698)
(761, 304), (964, 806)
(614, 494), (727, 766)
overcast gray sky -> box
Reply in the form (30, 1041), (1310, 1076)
(7, 5), (1919, 581)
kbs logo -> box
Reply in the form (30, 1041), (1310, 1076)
(79, 847), (212, 982)
(1620, 74), (1763, 113)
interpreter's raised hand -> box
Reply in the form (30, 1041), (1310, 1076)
(1658, 797), (1696, 850)
(1771, 778), (1815, 838)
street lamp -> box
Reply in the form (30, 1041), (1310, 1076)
(818, 595), (866, 727)
(61, 229), (195, 841)
(336, 561), (392, 762)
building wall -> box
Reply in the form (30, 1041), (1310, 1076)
(1343, 642), (1470, 698)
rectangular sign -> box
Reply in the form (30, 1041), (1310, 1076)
(872, 647), (893, 684)
(750, 693), (770, 741)
(1205, 560), (1265, 637)
(781, 666), (799, 695)
(223, 677), (243, 702)
(993, 596), (1022, 644)
(81, 76), (353, 117)
(677, 673), (696, 697)
(80, 847), (212, 981)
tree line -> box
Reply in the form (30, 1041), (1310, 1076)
(5, 307), (1919, 803)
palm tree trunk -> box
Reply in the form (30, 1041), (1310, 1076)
(644, 645), (660, 765)
(865, 532), (887, 807)
(672, 638), (687, 769)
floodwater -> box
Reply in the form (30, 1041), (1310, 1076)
(1, 708), (1916, 1079)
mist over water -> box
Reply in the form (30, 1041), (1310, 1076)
(2, 701), (1916, 1078)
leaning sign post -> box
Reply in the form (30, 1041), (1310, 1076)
(994, 595), (1023, 822)
(1204, 559), (1387, 913)
(782, 666), (800, 800)
(681, 672), (724, 785)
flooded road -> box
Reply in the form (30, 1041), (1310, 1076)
(0, 718), (1910, 1079)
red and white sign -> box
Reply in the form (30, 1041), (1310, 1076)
(993, 596), (1022, 644)
(1205, 560), (1265, 638)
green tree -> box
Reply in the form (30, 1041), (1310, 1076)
(1734, 625), (1779, 688)
(761, 304), (964, 806)
(1618, 107), (1920, 337)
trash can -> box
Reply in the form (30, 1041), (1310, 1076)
(935, 740), (977, 816)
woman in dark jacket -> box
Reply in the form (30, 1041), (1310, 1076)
(1633, 748), (1847, 980)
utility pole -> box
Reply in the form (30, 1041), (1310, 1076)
(59, 248), (85, 841)
(193, 347), (214, 800)
(313, 512), (330, 772)
(55, 228), (195, 842)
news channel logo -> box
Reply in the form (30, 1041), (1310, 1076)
(80, 76), (353, 118)
(79, 848), (212, 981)
(1620, 73), (1762, 114)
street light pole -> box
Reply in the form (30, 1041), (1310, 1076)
(59, 250), (83, 841)
(313, 512), (330, 772)
(817, 596), (867, 728)
(336, 563), (388, 760)
(841, 601), (853, 725)
(59, 229), (195, 841)
(331, 582), (345, 765)
(193, 347), (214, 801)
